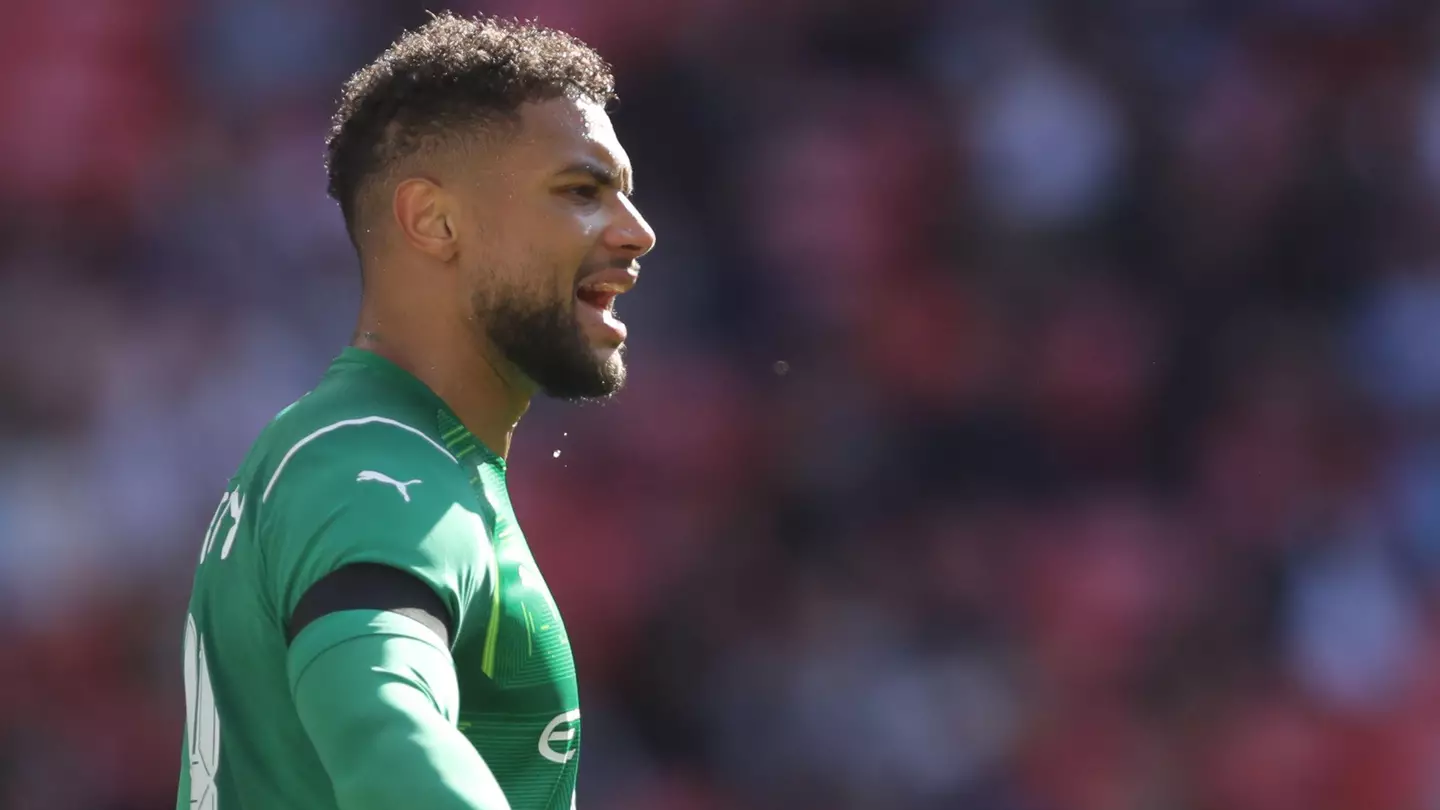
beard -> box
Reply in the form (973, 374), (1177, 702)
(474, 285), (625, 401)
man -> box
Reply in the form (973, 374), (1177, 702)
(176, 13), (655, 809)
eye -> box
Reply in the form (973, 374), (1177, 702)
(565, 184), (602, 202)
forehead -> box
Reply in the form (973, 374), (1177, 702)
(506, 96), (629, 172)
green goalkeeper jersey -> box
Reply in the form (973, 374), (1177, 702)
(177, 347), (581, 809)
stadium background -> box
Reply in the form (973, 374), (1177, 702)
(5, 0), (1440, 808)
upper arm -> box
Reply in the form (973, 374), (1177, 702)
(262, 421), (496, 648)
(285, 611), (511, 808)
(288, 563), (453, 648)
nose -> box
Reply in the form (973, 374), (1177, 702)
(608, 194), (656, 259)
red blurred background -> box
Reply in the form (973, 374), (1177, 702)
(5, 1), (1440, 808)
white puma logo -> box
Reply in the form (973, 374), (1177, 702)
(356, 470), (422, 502)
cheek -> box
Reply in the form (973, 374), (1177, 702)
(577, 209), (607, 238)
(554, 212), (608, 288)
(482, 202), (602, 304)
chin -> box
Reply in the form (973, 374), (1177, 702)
(595, 352), (626, 392)
(536, 352), (626, 402)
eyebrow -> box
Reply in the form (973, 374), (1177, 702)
(558, 159), (634, 197)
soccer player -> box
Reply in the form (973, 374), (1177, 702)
(176, 13), (655, 810)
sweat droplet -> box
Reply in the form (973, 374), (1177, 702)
(553, 450), (562, 458)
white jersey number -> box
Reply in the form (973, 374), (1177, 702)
(199, 489), (245, 565)
(186, 486), (240, 804)
(184, 613), (221, 808)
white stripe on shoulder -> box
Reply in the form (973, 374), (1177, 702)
(262, 416), (458, 503)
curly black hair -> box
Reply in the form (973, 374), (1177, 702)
(325, 12), (616, 242)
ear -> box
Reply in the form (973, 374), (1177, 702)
(392, 177), (458, 262)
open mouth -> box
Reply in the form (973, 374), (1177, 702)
(576, 275), (634, 311)
(574, 278), (633, 343)
(576, 286), (618, 310)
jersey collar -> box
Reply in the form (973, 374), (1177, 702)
(334, 347), (506, 471)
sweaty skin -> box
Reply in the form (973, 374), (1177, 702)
(353, 96), (656, 459)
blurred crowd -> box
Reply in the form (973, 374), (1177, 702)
(6, 0), (1440, 808)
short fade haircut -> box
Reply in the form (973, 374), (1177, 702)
(325, 12), (616, 244)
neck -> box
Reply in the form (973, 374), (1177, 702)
(352, 298), (531, 459)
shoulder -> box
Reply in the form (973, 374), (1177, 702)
(261, 412), (462, 505)
(256, 395), (494, 616)
(253, 383), (469, 511)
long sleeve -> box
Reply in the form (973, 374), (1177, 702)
(288, 610), (511, 810)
